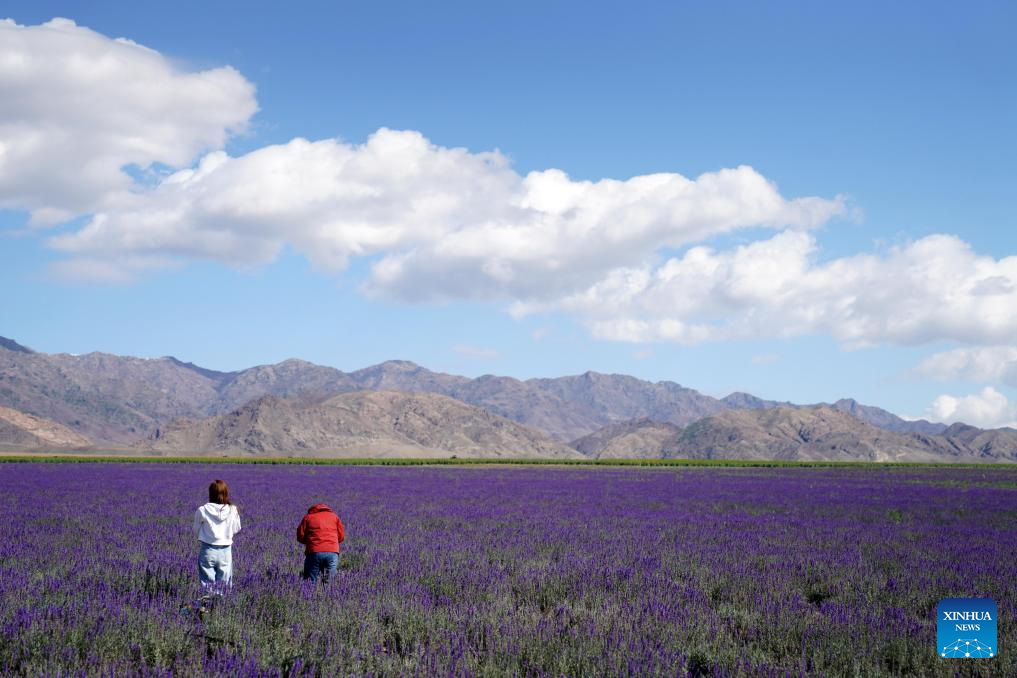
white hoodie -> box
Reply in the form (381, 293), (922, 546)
(193, 503), (242, 546)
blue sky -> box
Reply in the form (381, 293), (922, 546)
(2, 1), (1016, 426)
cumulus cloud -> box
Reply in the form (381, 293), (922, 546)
(926, 387), (1017, 429)
(48, 128), (844, 289)
(516, 231), (1017, 347)
(365, 162), (843, 303)
(0, 17), (257, 221)
(50, 131), (517, 269)
(11, 18), (1017, 356)
(916, 346), (1017, 387)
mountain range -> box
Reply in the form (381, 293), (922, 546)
(140, 391), (580, 459)
(2, 335), (1012, 462)
(574, 407), (1017, 462)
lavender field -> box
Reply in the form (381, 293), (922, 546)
(1, 462), (1014, 676)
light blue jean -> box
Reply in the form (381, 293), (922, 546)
(198, 542), (233, 586)
(303, 552), (338, 582)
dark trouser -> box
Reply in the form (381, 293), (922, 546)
(303, 551), (339, 582)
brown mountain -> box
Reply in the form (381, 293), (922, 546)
(0, 338), (732, 444)
(216, 359), (358, 411)
(0, 335), (982, 454)
(451, 374), (590, 440)
(667, 407), (959, 462)
(139, 391), (582, 458)
(577, 407), (1017, 462)
(0, 344), (363, 444)
(571, 417), (683, 458)
(0, 406), (92, 449)
(505, 371), (725, 439)
(827, 398), (947, 435)
(937, 423), (1017, 458)
(720, 392), (795, 410)
(351, 360), (470, 393)
(718, 393), (947, 435)
(0, 348), (223, 444)
(352, 365), (726, 440)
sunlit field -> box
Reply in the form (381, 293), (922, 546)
(1, 462), (1013, 676)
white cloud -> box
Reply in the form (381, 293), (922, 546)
(0, 18), (257, 221)
(632, 349), (653, 360)
(926, 387), (1017, 429)
(49, 131), (519, 271)
(47, 128), (845, 289)
(916, 346), (1017, 387)
(518, 231), (1017, 347)
(751, 354), (780, 365)
(453, 345), (500, 360)
(0, 20), (838, 277)
(11, 18), (1017, 357)
(366, 165), (843, 303)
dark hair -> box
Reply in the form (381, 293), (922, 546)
(208, 479), (231, 505)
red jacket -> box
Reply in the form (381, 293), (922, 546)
(296, 503), (346, 555)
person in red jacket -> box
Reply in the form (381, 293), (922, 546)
(296, 503), (346, 582)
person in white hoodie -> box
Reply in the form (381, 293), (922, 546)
(193, 479), (242, 587)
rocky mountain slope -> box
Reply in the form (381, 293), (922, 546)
(0, 335), (970, 456)
(827, 398), (947, 435)
(571, 418), (683, 458)
(343, 362), (726, 440)
(0, 347), (220, 443)
(0, 406), (91, 449)
(139, 391), (582, 458)
(936, 422), (1017, 457)
(667, 407), (956, 462)
(576, 407), (1017, 462)
(0, 337), (741, 444)
(719, 392), (947, 435)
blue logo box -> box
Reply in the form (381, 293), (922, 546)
(937, 598), (996, 659)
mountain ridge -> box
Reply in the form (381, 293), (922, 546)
(574, 407), (1016, 463)
(140, 390), (582, 458)
(0, 335), (978, 458)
